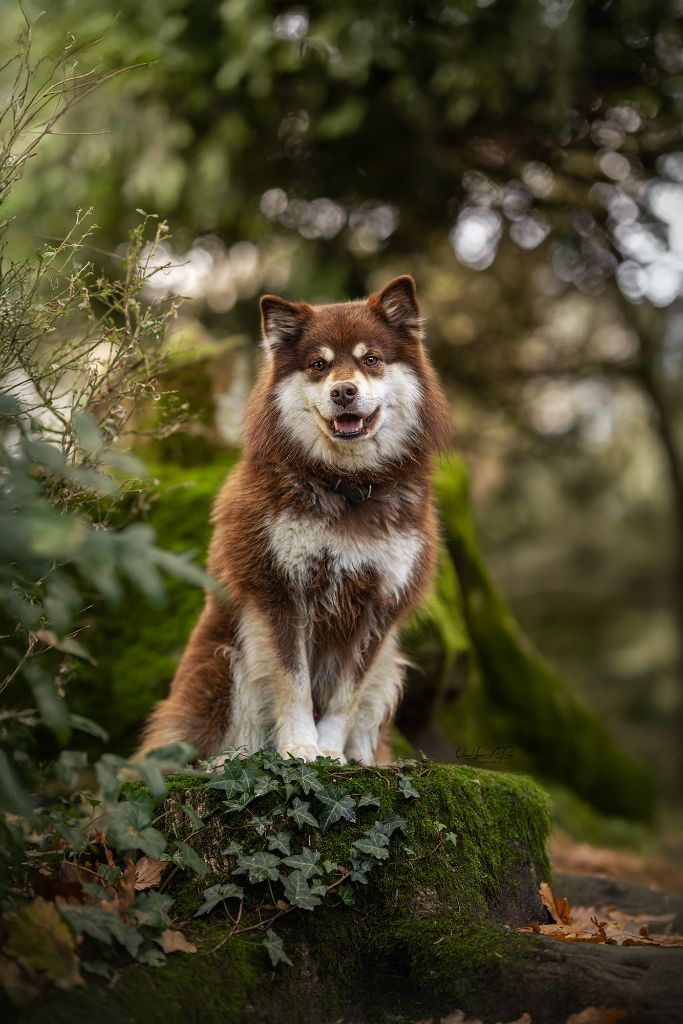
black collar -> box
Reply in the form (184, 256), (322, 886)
(332, 478), (375, 504)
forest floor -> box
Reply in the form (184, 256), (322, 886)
(549, 816), (683, 896)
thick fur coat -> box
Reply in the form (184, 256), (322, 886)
(138, 275), (450, 764)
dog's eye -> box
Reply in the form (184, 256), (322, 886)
(310, 359), (326, 372)
(364, 354), (380, 366)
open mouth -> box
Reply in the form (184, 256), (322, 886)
(328, 408), (379, 440)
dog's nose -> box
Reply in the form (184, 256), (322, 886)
(330, 381), (359, 407)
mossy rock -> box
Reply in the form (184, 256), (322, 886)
(16, 763), (554, 1024)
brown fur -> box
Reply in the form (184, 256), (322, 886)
(138, 276), (450, 762)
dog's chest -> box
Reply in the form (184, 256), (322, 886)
(267, 510), (422, 602)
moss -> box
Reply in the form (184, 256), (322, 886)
(15, 764), (551, 1024)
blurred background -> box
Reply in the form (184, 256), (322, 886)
(2, 0), (682, 855)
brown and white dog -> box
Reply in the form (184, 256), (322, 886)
(138, 275), (450, 764)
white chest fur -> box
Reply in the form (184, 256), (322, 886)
(267, 510), (422, 601)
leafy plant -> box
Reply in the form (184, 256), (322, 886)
(0, 24), (216, 1006)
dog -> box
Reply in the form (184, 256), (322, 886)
(138, 275), (450, 764)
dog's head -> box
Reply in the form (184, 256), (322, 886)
(254, 276), (447, 471)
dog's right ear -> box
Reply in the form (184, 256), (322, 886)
(260, 295), (312, 349)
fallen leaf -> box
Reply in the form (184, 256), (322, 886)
(4, 897), (83, 990)
(565, 1009), (628, 1023)
(522, 905), (683, 947)
(32, 863), (88, 903)
(157, 929), (198, 954)
(134, 856), (166, 890)
(540, 881), (573, 925)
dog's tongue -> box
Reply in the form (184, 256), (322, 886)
(336, 416), (362, 434)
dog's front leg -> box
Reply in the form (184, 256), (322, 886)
(230, 602), (320, 760)
(344, 629), (404, 765)
(270, 613), (321, 762)
(316, 676), (354, 764)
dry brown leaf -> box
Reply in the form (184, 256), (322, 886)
(540, 881), (573, 924)
(32, 863), (88, 903)
(134, 856), (166, 891)
(522, 908), (683, 947)
(565, 1008), (627, 1024)
(158, 929), (198, 954)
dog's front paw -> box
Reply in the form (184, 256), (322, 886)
(277, 743), (323, 762)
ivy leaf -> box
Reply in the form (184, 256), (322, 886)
(445, 832), (458, 847)
(208, 762), (263, 799)
(281, 869), (326, 910)
(233, 851), (281, 883)
(316, 785), (356, 834)
(397, 775), (420, 800)
(82, 959), (113, 979)
(358, 794), (381, 808)
(194, 883), (244, 917)
(179, 803), (205, 830)
(286, 797), (318, 829)
(60, 903), (142, 954)
(338, 884), (355, 906)
(95, 752), (128, 802)
(268, 831), (292, 856)
(281, 848), (322, 879)
(107, 802), (166, 859)
(136, 947), (166, 967)
(251, 815), (271, 837)
(322, 859), (340, 873)
(252, 775), (281, 797)
(55, 750), (88, 788)
(283, 763), (323, 795)
(376, 814), (407, 838)
(171, 841), (209, 876)
(221, 840), (243, 857)
(353, 827), (390, 861)
(348, 854), (372, 884)
(130, 890), (173, 932)
(262, 928), (292, 967)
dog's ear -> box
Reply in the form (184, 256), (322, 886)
(369, 275), (423, 338)
(260, 295), (312, 349)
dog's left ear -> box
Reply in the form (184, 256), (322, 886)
(260, 295), (313, 349)
(369, 275), (423, 338)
